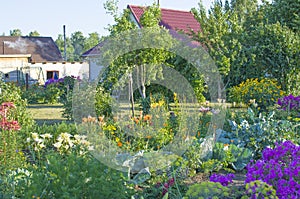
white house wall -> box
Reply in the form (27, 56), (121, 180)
(0, 56), (30, 82)
(29, 62), (89, 84)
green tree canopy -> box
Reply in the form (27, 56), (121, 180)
(55, 34), (75, 61)
(268, 0), (300, 32)
(10, 29), (22, 36)
(28, 30), (40, 36)
(70, 31), (86, 61)
(83, 32), (101, 52)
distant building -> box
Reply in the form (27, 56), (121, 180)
(82, 5), (201, 81)
(0, 36), (88, 84)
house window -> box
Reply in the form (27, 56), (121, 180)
(46, 71), (59, 80)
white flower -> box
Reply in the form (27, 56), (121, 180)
(88, 145), (94, 151)
(241, 120), (249, 129)
(26, 137), (31, 143)
(60, 132), (72, 139)
(67, 140), (74, 148)
(57, 137), (64, 143)
(34, 138), (44, 143)
(85, 177), (92, 183)
(40, 133), (52, 139)
(31, 132), (39, 139)
(53, 142), (62, 149)
(74, 134), (81, 140)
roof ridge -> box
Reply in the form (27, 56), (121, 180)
(128, 4), (192, 13)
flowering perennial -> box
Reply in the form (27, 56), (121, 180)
(278, 94), (300, 114)
(209, 173), (235, 186)
(27, 132), (94, 155)
(0, 102), (21, 131)
(245, 141), (300, 198)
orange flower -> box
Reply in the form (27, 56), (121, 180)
(98, 116), (105, 122)
(134, 118), (139, 124)
(146, 135), (152, 139)
(117, 141), (122, 147)
(143, 114), (152, 121)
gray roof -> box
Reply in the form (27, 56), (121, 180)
(0, 36), (63, 62)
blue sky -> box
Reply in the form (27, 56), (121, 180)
(1, 0), (213, 40)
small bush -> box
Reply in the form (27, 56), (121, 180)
(228, 78), (284, 111)
(243, 180), (278, 199)
(183, 181), (232, 199)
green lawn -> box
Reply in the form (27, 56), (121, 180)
(27, 104), (69, 125)
(26, 102), (238, 125)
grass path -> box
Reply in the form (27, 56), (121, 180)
(27, 104), (69, 125)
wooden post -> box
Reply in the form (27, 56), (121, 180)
(25, 73), (29, 90)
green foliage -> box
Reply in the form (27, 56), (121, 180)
(70, 31), (86, 61)
(2, 153), (133, 199)
(23, 76), (80, 120)
(95, 86), (116, 118)
(212, 142), (253, 171)
(28, 30), (40, 37)
(55, 34), (75, 61)
(44, 84), (62, 104)
(191, 0), (247, 88)
(170, 56), (206, 102)
(55, 31), (101, 62)
(83, 32), (101, 52)
(192, 0), (300, 94)
(57, 76), (78, 120)
(28, 122), (77, 139)
(101, 2), (178, 117)
(240, 22), (300, 93)
(0, 81), (34, 136)
(242, 180), (278, 199)
(183, 181), (231, 199)
(0, 103), (27, 174)
(228, 78), (284, 111)
(218, 108), (300, 159)
(268, 0), (300, 31)
(21, 84), (45, 103)
(9, 29), (22, 36)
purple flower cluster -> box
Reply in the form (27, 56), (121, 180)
(44, 78), (64, 87)
(209, 173), (235, 186)
(44, 75), (80, 87)
(278, 94), (300, 112)
(245, 141), (300, 198)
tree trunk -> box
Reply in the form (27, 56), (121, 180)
(129, 73), (135, 117)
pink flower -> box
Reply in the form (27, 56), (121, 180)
(1, 102), (16, 108)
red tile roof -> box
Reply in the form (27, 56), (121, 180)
(82, 5), (201, 57)
(128, 5), (201, 34)
(0, 36), (63, 62)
